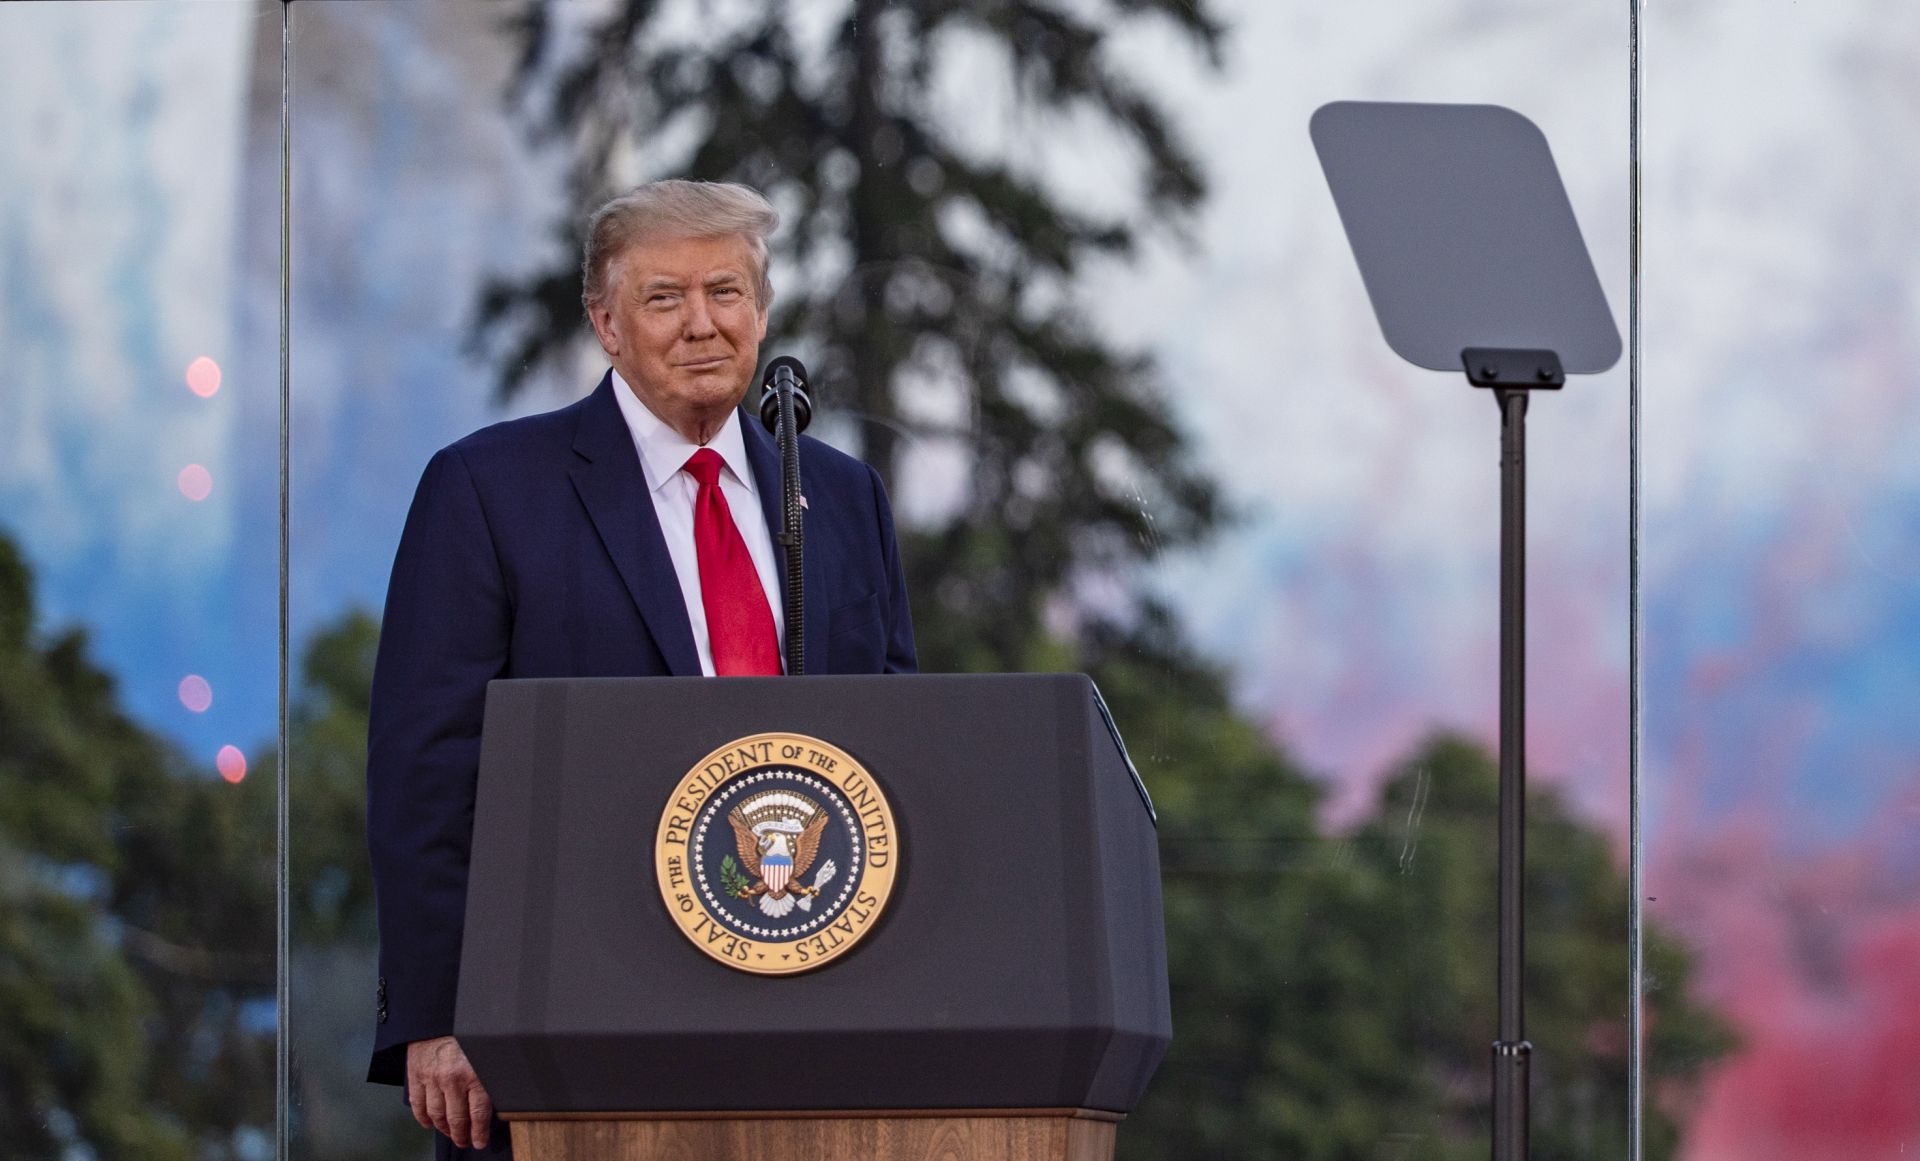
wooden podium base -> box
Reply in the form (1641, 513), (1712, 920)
(505, 1108), (1120, 1161)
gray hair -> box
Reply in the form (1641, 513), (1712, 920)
(581, 180), (779, 311)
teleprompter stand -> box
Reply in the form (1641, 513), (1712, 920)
(455, 673), (1170, 1161)
(1313, 102), (1622, 1160)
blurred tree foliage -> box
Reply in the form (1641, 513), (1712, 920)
(1110, 667), (1738, 1160)
(0, 523), (1729, 1157)
(0, 2), (1733, 1157)
(0, 533), (271, 1160)
(0, 533), (420, 1160)
(463, 1), (1734, 1156)
(271, 611), (424, 1161)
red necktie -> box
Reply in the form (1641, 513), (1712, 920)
(682, 448), (781, 676)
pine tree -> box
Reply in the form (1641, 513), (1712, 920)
(476, 0), (1225, 672)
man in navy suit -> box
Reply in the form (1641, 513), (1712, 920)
(364, 181), (915, 1157)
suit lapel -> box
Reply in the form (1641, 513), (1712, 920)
(568, 374), (703, 676)
(743, 412), (828, 675)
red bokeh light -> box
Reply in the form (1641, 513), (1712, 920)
(216, 745), (247, 784)
(186, 356), (222, 398)
(178, 463), (212, 502)
(178, 674), (212, 713)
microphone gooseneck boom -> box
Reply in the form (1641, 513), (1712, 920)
(759, 356), (809, 676)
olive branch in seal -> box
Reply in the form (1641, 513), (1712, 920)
(719, 855), (753, 899)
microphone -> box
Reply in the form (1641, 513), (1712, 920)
(758, 356), (812, 435)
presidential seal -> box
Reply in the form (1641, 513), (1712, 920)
(655, 732), (898, 975)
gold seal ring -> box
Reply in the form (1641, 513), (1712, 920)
(654, 732), (898, 975)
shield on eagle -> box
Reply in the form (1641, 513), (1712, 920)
(763, 851), (793, 894)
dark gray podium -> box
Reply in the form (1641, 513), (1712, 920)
(456, 673), (1170, 1161)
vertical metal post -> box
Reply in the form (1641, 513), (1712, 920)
(276, 3), (293, 1158)
(777, 386), (805, 676)
(1492, 387), (1532, 1161)
(1627, 3), (1649, 1158)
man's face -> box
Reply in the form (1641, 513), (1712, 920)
(589, 232), (769, 444)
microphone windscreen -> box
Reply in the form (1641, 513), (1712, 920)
(758, 356), (813, 435)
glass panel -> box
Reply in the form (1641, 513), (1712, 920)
(0, 1), (283, 1157)
(287, 2), (1645, 1157)
(285, 5), (531, 1154)
(1642, 2), (1920, 1156)
(1118, 8), (1651, 1153)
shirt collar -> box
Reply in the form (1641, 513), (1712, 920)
(609, 368), (752, 494)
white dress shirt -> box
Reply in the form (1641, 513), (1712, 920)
(609, 369), (785, 675)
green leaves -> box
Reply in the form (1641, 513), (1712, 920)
(0, 530), (253, 1159)
(721, 854), (753, 899)
(0, 551), (419, 1158)
(1118, 713), (1735, 1160)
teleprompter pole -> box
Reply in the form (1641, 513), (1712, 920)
(1463, 347), (1562, 1161)
(1493, 385), (1531, 1161)
(1310, 100), (1624, 1159)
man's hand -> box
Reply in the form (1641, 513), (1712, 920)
(406, 1035), (494, 1149)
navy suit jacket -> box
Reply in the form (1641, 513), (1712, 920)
(364, 373), (916, 1083)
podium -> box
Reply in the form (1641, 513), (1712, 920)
(456, 673), (1171, 1161)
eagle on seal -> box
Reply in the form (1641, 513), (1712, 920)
(728, 803), (834, 919)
